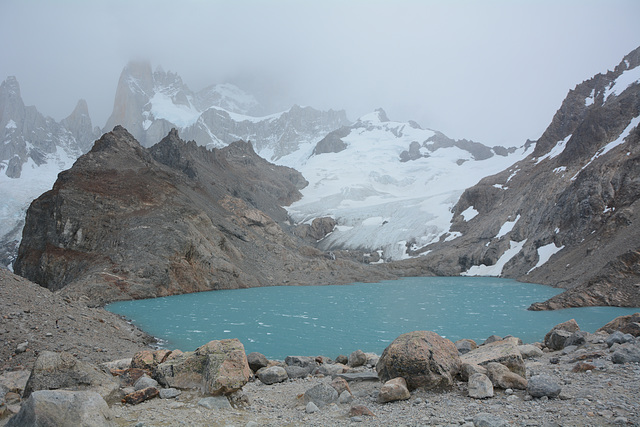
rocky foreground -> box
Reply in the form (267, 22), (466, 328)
(2, 268), (640, 426)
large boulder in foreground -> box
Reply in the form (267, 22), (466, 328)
(376, 331), (460, 390)
(7, 390), (113, 427)
(155, 339), (250, 395)
(460, 337), (526, 378)
(544, 319), (580, 350)
(23, 351), (120, 404)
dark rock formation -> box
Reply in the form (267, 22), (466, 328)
(13, 127), (389, 305)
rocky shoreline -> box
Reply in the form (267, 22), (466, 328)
(2, 267), (640, 426)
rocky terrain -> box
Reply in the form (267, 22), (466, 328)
(392, 46), (640, 310)
(104, 60), (350, 156)
(12, 126), (392, 306)
(2, 266), (640, 426)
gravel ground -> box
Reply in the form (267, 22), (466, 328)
(2, 267), (639, 426)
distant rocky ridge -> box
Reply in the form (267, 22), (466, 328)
(104, 60), (350, 158)
(0, 77), (100, 268)
(395, 46), (640, 309)
(13, 126), (391, 306)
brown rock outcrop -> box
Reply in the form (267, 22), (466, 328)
(376, 331), (460, 391)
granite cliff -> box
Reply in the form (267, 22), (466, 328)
(13, 127), (390, 306)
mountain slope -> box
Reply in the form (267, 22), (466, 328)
(282, 108), (527, 260)
(0, 77), (99, 268)
(13, 127), (391, 306)
(104, 61), (349, 158)
(403, 46), (640, 309)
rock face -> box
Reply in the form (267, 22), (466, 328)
(6, 390), (113, 427)
(376, 331), (461, 391)
(23, 351), (120, 404)
(104, 61), (349, 158)
(0, 77), (99, 268)
(399, 45), (640, 310)
(155, 339), (250, 395)
(13, 127), (390, 305)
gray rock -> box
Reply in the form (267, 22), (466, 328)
(159, 388), (181, 399)
(134, 375), (158, 391)
(468, 373), (493, 399)
(285, 355), (317, 368)
(246, 352), (269, 372)
(545, 329), (573, 351)
(606, 331), (634, 347)
(565, 330), (588, 347)
(527, 374), (561, 398)
(455, 339), (478, 354)
(485, 362), (527, 390)
(482, 335), (502, 345)
(6, 390), (113, 427)
(517, 344), (543, 359)
(305, 401), (319, 413)
(335, 355), (348, 365)
(335, 372), (379, 382)
(23, 351), (120, 405)
(339, 390), (353, 404)
(15, 342), (28, 354)
(303, 383), (338, 408)
(316, 363), (348, 376)
(612, 343), (640, 364)
(460, 337), (525, 378)
(364, 353), (379, 367)
(473, 412), (509, 427)
(348, 350), (367, 367)
(257, 366), (288, 385)
(198, 396), (231, 410)
(285, 365), (311, 379)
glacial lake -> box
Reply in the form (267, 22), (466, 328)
(106, 277), (638, 360)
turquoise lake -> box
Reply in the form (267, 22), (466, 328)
(105, 277), (638, 360)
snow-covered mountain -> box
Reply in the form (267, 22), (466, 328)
(0, 77), (100, 268)
(104, 61), (350, 158)
(282, 108), (528, 260)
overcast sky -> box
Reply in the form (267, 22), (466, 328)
(2, 0), (639, 146)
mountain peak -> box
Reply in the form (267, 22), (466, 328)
(1, 76), (21, 98)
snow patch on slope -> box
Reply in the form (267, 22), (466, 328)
(461, 240), (527, 277)
(527, 243), (564, 274)
(604, 66), (640, 100)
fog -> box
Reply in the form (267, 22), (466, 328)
(1, 0), (639, 146)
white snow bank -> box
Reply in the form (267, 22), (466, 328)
(460, 206), (479, 221)
(461, 239), (527, 277)
(495, 214), (520, 239)
(527, 242), (564, 274)
(604, 66), (640, 100)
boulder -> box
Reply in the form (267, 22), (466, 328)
(376, 331), (460, 390)
(133, 375), (158, 391)
(6, 390), (113, 427)
(485, 362), (527, 390)
(284, 365), (310, 379)
(606, 331), (635, 347)
(257, 366), (288, 385)
(378, 377), (411, 403)
(23, 351), (120, 404)
(155, 339), (250, 395)
(364, 353), (379, 367)
(527, 374), (561, 398)
(460, 337), (525, 378)
(612, 343), (640, 364)
(315, 363), (348, 376)
(348, 350), (367, 367)
(303, 383), (338, 408)
(597, 313), (640, 336)
(455, 339), (478, 354)
(246, 352), (269, 372)
(198, 395), (232, 410)
(482, 335), (502, 345)
(305, 401), (319, 413)
(0, 370), (30, 395)
(285, 356), (318, 370)
(459, 362), (488, 382)
(517, 344), (544, 359)
(544, 319), (580, 349)
(130, 349), (171, 371)
(335, 355), (348, 365)
(159, 388), (181, 399)
(468, 373), (493, 399)
(565, 330), (588, 347)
